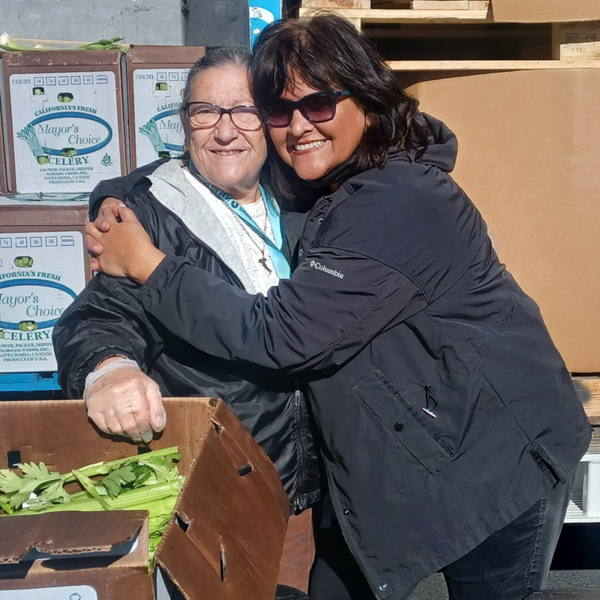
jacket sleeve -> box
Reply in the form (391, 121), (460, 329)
(53, 273), (165, 398)
(88, 158), (167, 219)
(55, 196), (165, 397)
(138, 247), (427, 374)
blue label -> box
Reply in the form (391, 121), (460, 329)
(0, 279), (78, 330)
(26, 111), (113, 156)
(249, 0), (281, 46)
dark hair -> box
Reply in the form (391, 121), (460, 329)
(179, 46), (253, 120)
(251, 14), (432, 199)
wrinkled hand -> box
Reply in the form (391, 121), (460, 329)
(85, 204), (165, 282)
(84, 364), (167, 444)
(87, 197), (123, 272)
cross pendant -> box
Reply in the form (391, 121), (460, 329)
(258, 257), (273, 274)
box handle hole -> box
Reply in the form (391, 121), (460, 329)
(237, 464), (253, 477)
(175, 514), (190, 533)
(220, 545), (227, 582)
(7, 451), (21, 469)
(137, 446), (151, 455)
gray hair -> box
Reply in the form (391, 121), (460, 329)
(179, 46), (253, 120)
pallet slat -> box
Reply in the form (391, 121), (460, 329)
(386, 59), (600, 69)
(573, 377), (600, 426)
(411, 1), (470, 9)
(301, 0), (371, 8)
(299, 7), (492, 23)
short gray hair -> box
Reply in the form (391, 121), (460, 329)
(179, 46), (253, 119)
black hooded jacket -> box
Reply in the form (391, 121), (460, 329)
(53, 159), (320, 514)
(122, 116), (590, 598)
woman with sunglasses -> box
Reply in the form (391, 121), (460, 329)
(84, 15), (590, 600)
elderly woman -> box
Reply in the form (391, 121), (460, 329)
(84, 16), (591, 600)
(53, 47), (320, 592)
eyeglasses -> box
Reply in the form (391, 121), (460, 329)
(260, 90), (351, 128)
(184, 102), (263, 131)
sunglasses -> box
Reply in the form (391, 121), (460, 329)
(260, 90), (351, 128)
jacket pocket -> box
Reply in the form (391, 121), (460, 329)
(353, 368), (455, 474)
(530, 445), (566, 488)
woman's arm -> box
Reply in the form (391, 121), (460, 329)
(86, 206), (426, 373)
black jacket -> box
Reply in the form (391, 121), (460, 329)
(128, 118), (591, 598)
(53, 159), (320, 514)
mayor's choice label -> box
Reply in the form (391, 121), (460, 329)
(0, 586), (98, 600)
(133, 68), (189, 166)
(10, 71), (122, 192)
(0, 231), (85, 372)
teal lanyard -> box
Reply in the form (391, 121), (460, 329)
(189, 162), (291, 280)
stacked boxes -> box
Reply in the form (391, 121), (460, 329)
(126, 46), (204, 170)
(0, 47), (207, 382)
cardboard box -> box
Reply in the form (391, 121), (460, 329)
(126, 46), (205, 170)
(2, 50), (127, 193)
(0, 511), (154, 600)
(0, 196), (90, 373)
(398, 67), (600, 373)
(0, 397), (290, 599)
(492, 0), (600, 23)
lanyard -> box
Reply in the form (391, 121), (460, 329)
(189, 162), (291, 279)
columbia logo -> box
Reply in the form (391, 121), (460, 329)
(309, 260), (344, 279)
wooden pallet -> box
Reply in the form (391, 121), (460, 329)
(301, 0), (490, 9)
(299, 2), (600, 62)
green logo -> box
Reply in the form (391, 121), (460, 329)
(101, 153), (113, 167)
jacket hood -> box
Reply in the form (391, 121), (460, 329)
(393, 112), (458, 173)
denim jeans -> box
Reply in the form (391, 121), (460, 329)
(438, 468), (575, 600)
(310, 469), (574, 600)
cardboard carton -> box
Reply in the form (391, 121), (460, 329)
(0, 196), (90, 373)
(0, 511), (154, 600)
(492, 0), (600, 23)
(398, 67), (600, 373)
(0, 397), (290, 599)
(2, 50), (127, 193)
(126, 46), (205, 171)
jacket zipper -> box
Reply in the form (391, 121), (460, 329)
(292, 377), (310, 513)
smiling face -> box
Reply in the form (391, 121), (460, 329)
(267, 78), (368, 182)
(183, 65), (267, 202)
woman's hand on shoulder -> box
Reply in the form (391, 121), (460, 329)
(87, 197), (123, 271)
(85, 204), (166, 283)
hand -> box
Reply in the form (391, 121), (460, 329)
(87, 197), (124, 272)
(85, 205), (166, 282)
(84, 361), (167, 444)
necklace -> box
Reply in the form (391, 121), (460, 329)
(242, 198), (273, 275)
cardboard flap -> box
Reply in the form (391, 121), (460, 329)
(0, 398), (212, 475)
(492, 0), (600, 22)
(3, 50), (122, 68)
(156, 399), (289, 600)
(0, 510), (148, 565)
(128, 46), (205, 65)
